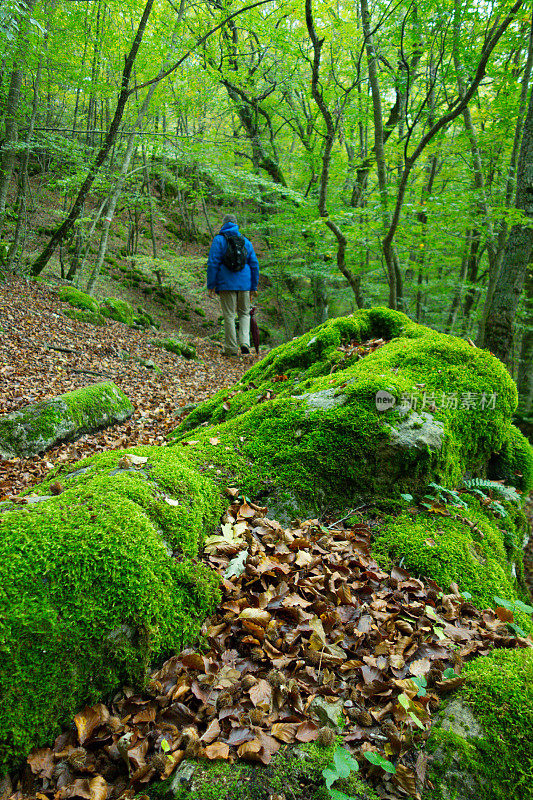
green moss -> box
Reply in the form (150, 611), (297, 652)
(62, 307), (107, 326)
(427, 649), (533, 800)
(153, 743), (378, 800)
(0, 445), (225, 774)
(0, 382), (133, 458)
(489, 424), (533, 491)
(371, 498), (531, 624)
(152, 338), (197, 360)
(170, 309), (529, 511)
(58, 286), (99, 313)
(99, 296), (135, 325)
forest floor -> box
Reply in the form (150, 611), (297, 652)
(0, 274), (252, 499)
(1, 276), (532, 800)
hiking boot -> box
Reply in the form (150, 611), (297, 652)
(240, 345), (250, 355)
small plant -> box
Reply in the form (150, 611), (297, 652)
(411, 675), (427, 697)
(493, 595), (533, 637)
(463, 478), (520, 506)
(442, 667), (456, 681)
(363, 751), (396, 773)
(419, 482), (467, 510)
(398, 693), (425, 730)
(322, 746), (360, 800)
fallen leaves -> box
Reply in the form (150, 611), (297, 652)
(17, 495), (532, 800)
(0, 277), (249, 501)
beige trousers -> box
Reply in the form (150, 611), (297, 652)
(219, 291), (251, 355)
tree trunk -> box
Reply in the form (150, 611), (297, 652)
(0, 0), (38, 233)
(478, 16), (533, 343)
(482, 84), (533, 362)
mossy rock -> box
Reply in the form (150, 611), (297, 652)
(0, 381), (133, 458)
(371, 497), (532, 620)
(426, 648), (533, 800)
(133, 313), (152, 328)
(0, 445), (225, 774)
(58, 286), (99, 314)
(137, 306), (159, 328)
(169, 308), (533, 512)
(62, 307), (107, 326)
(152, 743), (378, 800)
(99, 297), (135, 326)
(152, 337), (197, 360)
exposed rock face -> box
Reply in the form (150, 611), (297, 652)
(0, 381), (133, 457)
(375, 411), (446, 487)
(426, 649), (533, 800)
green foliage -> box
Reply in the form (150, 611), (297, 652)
(362, 752), (396, 774)
(463, 478), (521, 505)
(323, 747), (360, 793)
(420, 482), (468, 510)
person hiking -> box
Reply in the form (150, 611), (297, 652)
(207, 214), (259, 357)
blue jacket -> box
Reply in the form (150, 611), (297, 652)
(207, 222), (259, 292)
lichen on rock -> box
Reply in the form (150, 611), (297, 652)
(0, 381), (134, 458)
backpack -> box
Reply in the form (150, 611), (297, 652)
(221, 232), (247, 272)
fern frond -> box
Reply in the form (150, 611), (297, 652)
(462, 478), (520, 505)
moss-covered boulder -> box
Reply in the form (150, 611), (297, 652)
(0, 381), (133, 458)
(58, 286), (99, 314)
(426, 648), (533, 800)
(170, 308), (533, 511)
(0, 446), (224, 773)
(372, 496), (532, 624)
(99, 297), (135, 325)
(152, 337), (197, 360)
(153, 743), (378, 800)
(2, 308), (532, 782)
(62, 307), (107, 326)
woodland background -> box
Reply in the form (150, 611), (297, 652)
(0, 0), (532, 422)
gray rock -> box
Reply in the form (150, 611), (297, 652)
(308, 696), (345, 729)
(428, 699), (488, 800)
(373, 410), (446, 489)
(169, 759), (197, 791)
(386, 411), (445, 451)
(294, 387), (348, 412)
(439, 698), (485, 739)
(0, 381), (133, 458)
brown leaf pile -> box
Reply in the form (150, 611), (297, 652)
(0, 276), (250, 498)
(14, 498), (531, 800)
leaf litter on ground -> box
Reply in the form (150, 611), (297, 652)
(13, 497), (532, 800)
